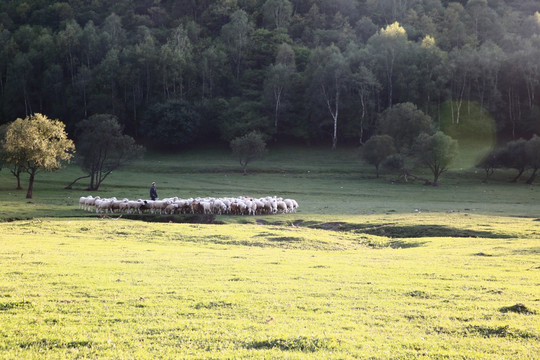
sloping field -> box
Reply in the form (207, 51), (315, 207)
(0, 147), (539, 358)
(1, 214), (538, 359)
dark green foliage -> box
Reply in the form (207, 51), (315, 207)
(362, 134), (396, 178)
(220, 99), (271, 142)
(413, 131), (459, 185)
(498, 138), (528, 182)
(381, 153), (407, 181)
(524, 134), (540, 184)
(476, 147), (505, 183)
(378, 103), (434, 152)
(0, 1), (539, 148)
(477, 135), (540, 184)
(141, 100), (201, 149)
(71, 114), (143, 190)
(230, 131), (267, 175)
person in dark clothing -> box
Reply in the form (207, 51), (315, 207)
(150, 182), (158, 200)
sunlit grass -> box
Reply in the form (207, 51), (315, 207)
(1, 215), (538, 359)
(1, 146), (539, 358)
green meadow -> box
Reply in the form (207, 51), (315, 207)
(0, 147), (539, 359)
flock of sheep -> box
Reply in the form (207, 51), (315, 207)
(79, 195), (299, 215)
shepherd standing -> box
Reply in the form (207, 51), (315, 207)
(150, 182), (158, 200)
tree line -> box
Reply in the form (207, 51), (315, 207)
(0, 0), (539, 150)
(1, 109), (538, 201)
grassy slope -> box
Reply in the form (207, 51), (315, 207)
(0, 146), (539, 359)
(1, 216), (538, 359)
(1, 146), (539, 219)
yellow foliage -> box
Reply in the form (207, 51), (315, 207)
(421, 35), (436, 48)
(380, 21), (407, 39)
(2, 113), (75, 171)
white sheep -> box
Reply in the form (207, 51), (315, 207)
(276, 200), (288, 213)
(164, 203), (179, 214)
(95, 197), (116, 213)
(79, 196), (91, 210)
(84, 196), (100, 211)
(78, 194), (298, 216)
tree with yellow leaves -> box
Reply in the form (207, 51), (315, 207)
(1, 114), (75, 198)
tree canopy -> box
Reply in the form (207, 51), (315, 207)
(230, 131), (267, 175)
(362, 134), (396, 178)
(0, 1), (538, 149)
(68, 114), (144, 191)
(413, 131), (459, 186)
(0, 113), (74, 198)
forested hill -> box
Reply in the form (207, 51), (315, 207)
(0, 0), (539, 149)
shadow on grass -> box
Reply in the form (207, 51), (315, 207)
(308, 222), (513, 239)
(246, 336), (338, 352)
(387, 240), (428, 248)
(465, 325), (537, 339)
(18, 339), (94, 349)
(122, 213), (224, 224)
(500, 303), (536, 315)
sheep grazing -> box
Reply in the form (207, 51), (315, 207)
(78, 195), (298, 216)
(79, 196), (90, 210)
(81, 195), (100, 212)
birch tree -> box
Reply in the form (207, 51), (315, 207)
(221, 10), (254, 80)
(264, 43), (296, 130)
(309, 45), (351, 150)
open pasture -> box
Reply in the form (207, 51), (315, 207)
(1, 146), (540, 219)
(0, 147), (539, 359)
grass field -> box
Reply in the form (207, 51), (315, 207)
(0, 147), (539, 359)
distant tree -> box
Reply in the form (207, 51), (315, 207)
(221, 9), (254, 80)
(264, 43), (296, 130)
(413, 131), (458, 186)
(378, 102), (434, 152)
(476, 147), (504, 183)
(262, 0), (293, 29)
(200, 44), (228, 99)
(220, 99), (271, 142)
(265, 63), (291, 130)
(525, 134), (540, 184)
(230, 131), (267, 175)
(308, 45), (351, 150)
(366, 22), (410, 107)
(1, 114), (75, 198)
(66, 114), (144, 191)
(0, 123), (24, 190)
(346, 43), (380, 144)
(498, 138), (528, 182)
(57, 19), (82, 86)
(362, 135), (396, 178)
(159, 24), (193, 99)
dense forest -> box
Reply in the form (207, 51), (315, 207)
(0, 0), (539, 149)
